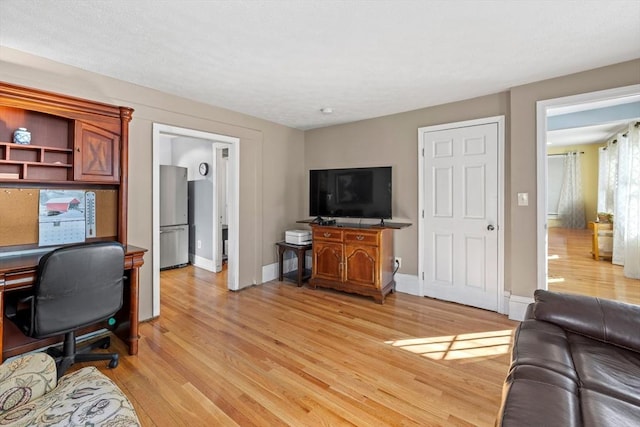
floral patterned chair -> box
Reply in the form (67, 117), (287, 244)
(0, 352), (140, 426)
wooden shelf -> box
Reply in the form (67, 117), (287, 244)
(0, 141), (74, 181)
(0, 81), (133, 248)
(0, 160), (72, 168)
(284, 269), (312, 283)
(0, 141), (73, 153)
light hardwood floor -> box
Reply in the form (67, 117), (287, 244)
(547, 227), (640, 305)
(78, 266), (517, 426)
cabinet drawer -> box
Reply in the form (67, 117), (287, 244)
(313, 228), (343, 242)
(344, 231), (378, 245)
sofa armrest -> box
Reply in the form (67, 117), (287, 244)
(532, 290), (640, 352)
(0, 353), (57, 415)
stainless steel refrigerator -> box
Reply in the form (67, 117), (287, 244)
(160, 165), (189, 269)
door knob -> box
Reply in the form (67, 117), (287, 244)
(487, 225), (495, 231)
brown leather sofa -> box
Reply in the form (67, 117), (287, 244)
(496, 290), (640, 426)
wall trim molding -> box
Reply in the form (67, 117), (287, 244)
(394, 273), (421, 296)
(190, 254), (215, 272)
(508, 294), (534, 321)
(152, 123), (240, 318)
(262, 258), (299, 283)
(262, 262), (278, 283)
(535, 84), (640, 292)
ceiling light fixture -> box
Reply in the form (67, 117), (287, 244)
(320, 107), (333, 114)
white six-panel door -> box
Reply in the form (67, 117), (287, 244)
(419, 118), (503, 312)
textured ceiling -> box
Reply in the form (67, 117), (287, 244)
(1, 1), (639, 130)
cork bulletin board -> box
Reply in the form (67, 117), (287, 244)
(0, 188), (39, 246)
(0, 187), (118, 247)
(95, 189), (118, 238)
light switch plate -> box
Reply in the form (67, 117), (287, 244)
(517, 192), (529, 206)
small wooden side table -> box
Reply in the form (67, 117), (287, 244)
(589, 221), (613, 260)
(276, 241), (312, 286)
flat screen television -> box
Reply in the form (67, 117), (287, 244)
(309, 166), (392, 220)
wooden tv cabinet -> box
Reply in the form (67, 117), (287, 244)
(309, 224), (395, 303)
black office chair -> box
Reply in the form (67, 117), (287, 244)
(11, 241), (125, 378)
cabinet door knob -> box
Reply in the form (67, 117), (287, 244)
(323, 232), (331, 238)
(76, 147), (80, 152)
(487, 224), (495, 231)
(356, 235), (364, 240)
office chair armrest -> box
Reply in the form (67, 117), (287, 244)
(12, 295), (36, 336)
(3, 294), (31, 319)
(0, 353), (57, 414)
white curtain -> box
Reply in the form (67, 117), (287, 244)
(612, 133), (628, 265)
(603, 123), (640, 278)
(597, 146), (608, 213)
(558, 152), (585, 229)
(605, 137), (619, 216)
(621, 124), (640, 278)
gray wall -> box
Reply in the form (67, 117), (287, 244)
(305, 93), (510, 275)
(1, 45), (638, 313)
(508, 59), (640, 298)
(305, 59), (640, 301)
(0, 47), (305, 321)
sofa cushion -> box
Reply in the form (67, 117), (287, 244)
(569, 333), (640, 407)
(510, 319), (578, 381)
(497, 365), (581, 427)
(581, 389), (640, 427)
(533, 289), (640, 352)
(0, 353), (57, 415)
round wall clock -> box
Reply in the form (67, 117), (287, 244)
(199, 162), (209, 176)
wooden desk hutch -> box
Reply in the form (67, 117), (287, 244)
(0, 82), (145, 361)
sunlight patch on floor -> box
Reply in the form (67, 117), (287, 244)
(548, 254), (560, 260)
(548, 277), (565, 283)
(385, 329), (512, 361)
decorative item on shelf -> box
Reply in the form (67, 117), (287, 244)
(13, 127), (31, 145)
(597, 212), (613, 223)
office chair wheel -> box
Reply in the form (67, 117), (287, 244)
(100, 339), (110, 349)
(108, 355), (119, 369)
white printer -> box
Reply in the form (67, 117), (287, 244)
(285, 229), (312, 245)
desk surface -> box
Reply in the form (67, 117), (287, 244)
(0, 245), (147, 275)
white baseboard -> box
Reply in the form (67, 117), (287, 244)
(190, 254), (215, 272)
(262, 258), (298, 283)
(503, 292), (511, 316)
(394, 273), (421, 296)
(259, 267), (522, 320)
(260, 267), (421, 296)
(262, 262), (278, 283)
(508, 295), (535, 321)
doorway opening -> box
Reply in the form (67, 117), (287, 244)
(152, 124), (240, 317)
(536, 84), (640, 305)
